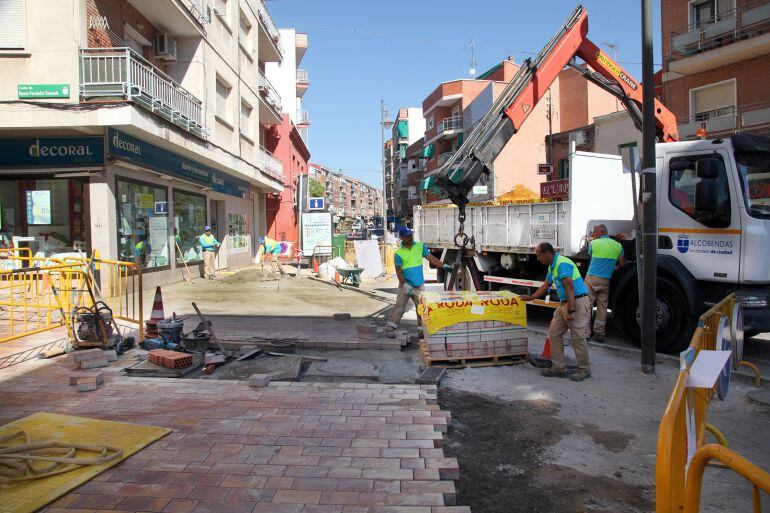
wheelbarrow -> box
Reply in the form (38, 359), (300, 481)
(336, 267), (365, 287)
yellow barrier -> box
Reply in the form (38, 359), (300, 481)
(656, 294), (768, 512)
(0, 256), (143, 344)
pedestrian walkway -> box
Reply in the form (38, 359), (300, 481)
(0, 353), (466, 513)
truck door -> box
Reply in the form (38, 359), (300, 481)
(658, 150), (742, 282)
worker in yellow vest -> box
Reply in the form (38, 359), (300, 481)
(258, 236), (284, 274)
(520, 241), (592, 381)
(199, 226), (221, 280)
(586, 224), (624, 342)
(386, 227), (452, 332)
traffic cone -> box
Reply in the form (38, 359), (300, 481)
(541, 336), (551, 360)
(313, 257), (319, 273)
(145, 286), (165, 337)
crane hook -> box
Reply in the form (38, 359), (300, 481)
(454, 206), (469, 248)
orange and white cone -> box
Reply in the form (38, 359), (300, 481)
(145, 286), (165, 337)
(541, 336), (551, 360)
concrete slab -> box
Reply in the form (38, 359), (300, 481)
(304, 360), (380, 382)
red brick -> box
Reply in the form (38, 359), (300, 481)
(69, 494), (123, 509)
(221, 475), (268, 488)
(292, 477), (339, 491)
(192, 500), (256, 513)
(163, 499), (199, 513)
(274, 489), (322, 504)
(115, 496), (172, 512)
(188, 486), (231, 500)
(225, 488), (277, 502)
(320, 492), (361, 505)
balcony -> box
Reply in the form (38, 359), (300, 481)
(296, 69), (309, 97)
(127, 0), (209, 36)
(296, 32), (308, 63)
(257, 0), (283, 63)
(80, 47), (207, 138)
(437, 116), (463, 136)
(437, 151), (455, 167)
(679, 101), (770, 138)
(297, 110), (311, 126)
(258, 69), (283, 124)
(259, 146), (284, 181)
(669, 0), (770, 75)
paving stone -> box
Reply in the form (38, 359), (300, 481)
(249, 373), (272, 387)
(68, 371), (105, 386)
(80, 356), (109, 369)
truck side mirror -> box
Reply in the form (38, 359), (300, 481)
(695, 181), (718, 212)
(696, 157), (722, 179)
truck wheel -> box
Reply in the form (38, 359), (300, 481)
(619, 278), (696, 353)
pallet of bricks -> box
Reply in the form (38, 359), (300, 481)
(419, 290), (528, 368)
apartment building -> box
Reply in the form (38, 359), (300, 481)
(263, 29), (311, 250)
(384, 107), (425, 227)
(309, 163), (382, 230)
(660, 0), (770, 138)
(419, 59), (619, 205)
(0, 0), (287, 285)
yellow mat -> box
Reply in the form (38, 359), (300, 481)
(0, 412), (171, 513)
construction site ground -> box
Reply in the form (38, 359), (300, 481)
(1, 268), (768, 513)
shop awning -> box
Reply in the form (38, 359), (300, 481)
(421, 144), (435, 158)
(456, 132), (464, 147)
(397, 119), (408, 138)
(420, 175), (435, 190)
(399, 145), (406, 159)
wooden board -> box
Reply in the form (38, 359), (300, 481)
(419, 339), (528, 369)
(124, 355), (204, 377)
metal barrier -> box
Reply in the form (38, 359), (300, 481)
(0, 256), (143, 344)
(656, 294), (769, 512)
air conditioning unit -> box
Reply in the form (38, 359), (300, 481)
(155, 33), (178, 61)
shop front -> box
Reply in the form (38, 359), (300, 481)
(104, 128), (256, 284)
(0, 135), (104, 255)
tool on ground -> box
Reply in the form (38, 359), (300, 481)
(336, 267), (365, 287)
(175, 242), (193, 283)
(191, 302), (227, 354)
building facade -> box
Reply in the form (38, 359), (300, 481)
(0, 0), (288, 286)
(661, 0), (770, 138)
(263, 29), (311, 251)
(309, 163), (382, 231)
(383, 107), (425, 227)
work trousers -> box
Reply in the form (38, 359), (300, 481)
(203, 250), (216, 278)
(548, 295), (591, 371)
(388, 284), (425, 325)
(586, 275), (610, 337)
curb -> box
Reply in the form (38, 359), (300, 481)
(308, 276), (393, 302)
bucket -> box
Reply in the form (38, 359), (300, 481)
(183, 332), (210, 353)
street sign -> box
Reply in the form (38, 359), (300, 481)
(18, 84), (70, 99)
(540, 179), (569, 200)
(308, 197), (325, 210)
(537, 163), (552, 175)
(301, 212), (332, 254)
(472, 185), (488, 195)
(154, 201), (168, 215)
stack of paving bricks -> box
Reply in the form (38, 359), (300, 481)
(421, 290), (528, 361)
(148, 349), (193, 369)
(355, 322), (405, 350)
(2, 360), (470, 513)
(68, 349), (114, 393)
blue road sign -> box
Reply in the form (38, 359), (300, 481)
(309, 197), (325, 210)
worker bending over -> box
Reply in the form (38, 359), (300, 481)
(386, 227), (451, 332)
(520, 242), (591, 381)
(586, 224), (624, 342)
(199, 226), (221, 280)
(258, 236), (284, 274)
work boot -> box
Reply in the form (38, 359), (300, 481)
(570, 370), (592, 382)
(541, 367), (567, 378)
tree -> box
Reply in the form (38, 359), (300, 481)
(308, 178), (325, 198)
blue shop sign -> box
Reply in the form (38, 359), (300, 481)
(0, 136), (104, 168)
(108, 128), (250, 198)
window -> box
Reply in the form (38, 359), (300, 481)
(173, 190), (207, 264)
(0, 0), (25, 49)
(426, 115), (434, 131)
(216, 76), (231, 121)
(116, 179), (169, 269)
(239, 11), (252, 53)
(690, 80), (735, 122)
(228, 213), (248, 252)
(240, 100), (252, 138)
(124, 24), (151, 56)
(691, 0), (717, 27)
(669, 154), (731, 227)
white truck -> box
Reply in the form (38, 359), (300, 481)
(417, 134), (770, 352)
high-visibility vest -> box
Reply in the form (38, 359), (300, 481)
(548, 253), (581, 284)
(395, 241), (425, 271)
(200, 234), (217, 249)
(264, 237), (278, 250)
(590, 236), (623, 260)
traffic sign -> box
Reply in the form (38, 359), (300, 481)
(308, 197), (325, 210)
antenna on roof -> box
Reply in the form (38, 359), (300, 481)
(468, 39), (477, 79)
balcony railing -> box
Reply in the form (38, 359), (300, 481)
(297, 110), (311, 125)
(181, 0), (210, 24)
(669, 0), (770, 61)
(679, 101), (770, 138)
(437, 116), (463, 134)
(259, 146), (284, 180)
(296, 69), (309, 84)
(258, 69), (282, 111)
(80, 47), (207, 138)
(257, 0), (282, 55)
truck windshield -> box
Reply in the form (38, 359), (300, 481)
(736, 151), (770, 219)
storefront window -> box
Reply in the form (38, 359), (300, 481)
(174, 190), (207, 263)
(228, 213), (248, 252)
(116, 179), (169, 268)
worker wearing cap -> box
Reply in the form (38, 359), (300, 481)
(586, 224), (624, 343)
(520, 242), (591, 381)
(387, 227), (452, 331)
(199, 226), (221, 280)
(258, 236), (284, 274)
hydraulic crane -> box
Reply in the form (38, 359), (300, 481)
(435, 4), (678, 247)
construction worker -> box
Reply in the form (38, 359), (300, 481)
(258, 236), (284, 274)
(520, 242), (591, 381)
(199, 226), (221, 280)
(586, 224), (624, 343)
(386, 227), (452, 332)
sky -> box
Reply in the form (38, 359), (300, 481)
(268, 0), (663, 188)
